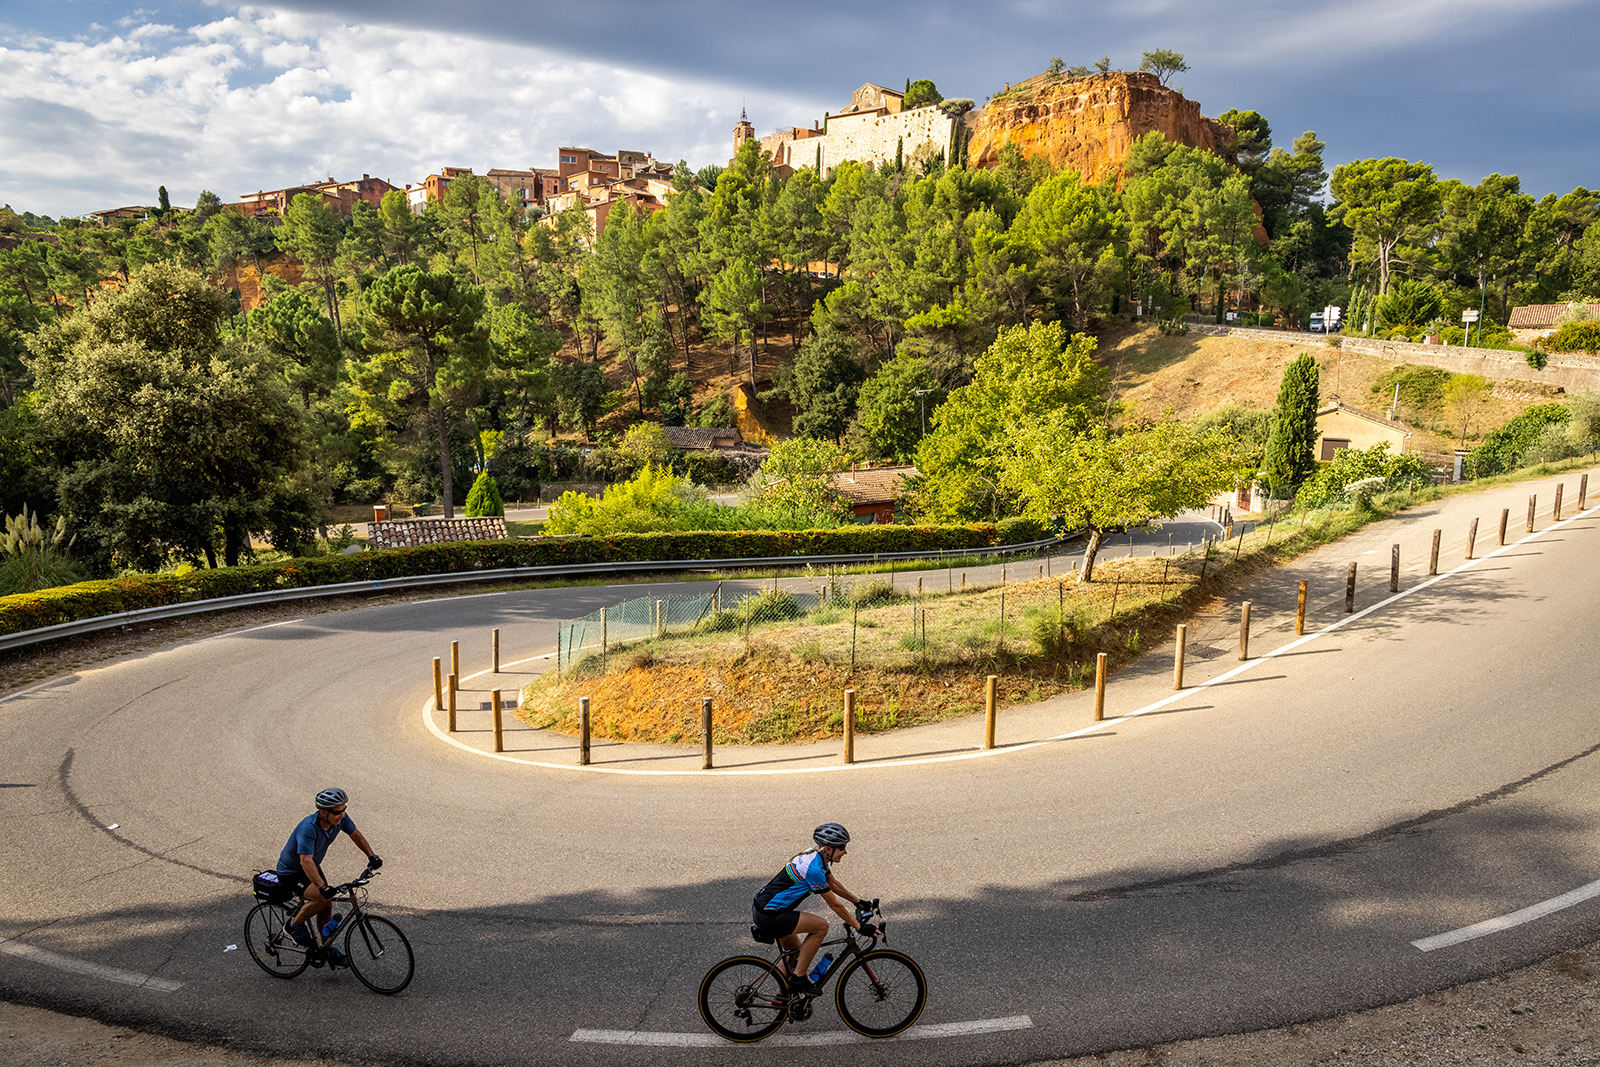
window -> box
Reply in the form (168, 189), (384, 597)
(560, 154), (577, 164)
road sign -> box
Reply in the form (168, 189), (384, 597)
(1462, 310), (1480, 322)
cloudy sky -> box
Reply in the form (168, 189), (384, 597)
(1, 0), (1595, 218)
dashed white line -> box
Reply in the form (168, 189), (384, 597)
(0, 938), (183, 992)
(1412, 879), (1600, 951)
(570, 1014), (1033, 1046)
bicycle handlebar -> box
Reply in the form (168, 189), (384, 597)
(314, 867), (379, 899)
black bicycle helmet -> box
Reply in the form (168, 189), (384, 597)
(315, 787), (349, 810)
(813, 823), (850, 848)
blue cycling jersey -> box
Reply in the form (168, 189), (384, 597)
(276, 812), (357, 878)
(753, 850), (830, 912)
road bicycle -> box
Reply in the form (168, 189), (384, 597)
(244, 865), (414, 995)
(698, 899), (925, 1042)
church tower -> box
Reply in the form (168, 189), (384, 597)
(733, 107), (755, 155)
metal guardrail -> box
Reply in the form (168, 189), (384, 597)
(0, 537), (1072, 654)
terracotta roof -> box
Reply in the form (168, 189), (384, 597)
(1316, 401), (1412, 436)
(1508, 304), (1600, 328)
(662, 426), (743, 450)
(828, 465), (918, 505)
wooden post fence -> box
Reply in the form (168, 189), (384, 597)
(702, 697), (714, 770)
(1430, 530), (1441, 575)
(842, 689), (856, 765)
(579, 696), (591, 766)
(1238, 602), (1252, 660)
(1296, 581), (1308, 635)
(1345, 563), (1357, 613)
(984, 675), (998, 750)
(1094, 653), (1108, 721)
(492, 690), (504, 753)
(1173, 624), (1187, 689)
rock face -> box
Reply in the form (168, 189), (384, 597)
(966, 71), (1233, 184)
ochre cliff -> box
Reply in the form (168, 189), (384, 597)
(965, 71), (1233, 184)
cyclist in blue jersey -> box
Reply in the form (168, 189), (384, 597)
(751, 823), (876, 995)
(276, 787), (382, 965)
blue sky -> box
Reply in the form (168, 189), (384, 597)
(1, 0), (1595, 218)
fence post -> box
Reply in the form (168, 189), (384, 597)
(579, 696), (591, 766)
(600, 607), (608, 673)
(1173, 624), (1187, 690)
(1390, 544), (1400, 593)
(492, 628), (500, 673)
(850, 601), (859, 674)
(842, 689), (856, 765)
(1430, 530), (1441, 575)
(1497, 508), (1509, 546)
(655, 600), (663, 639)
(702, 697), (714, 770)
(450, 640), (459, 686)
(1345, 563), (1357, 613)
(1094, 653), (1108, 721)
(984, 675), (998, 750)
(998, 591), (1006, 653)
(433, 657), (443, 713)
(1466, 518), (1479, 560)
(1527, 494), (1537, 533)
(1238, 601), (1252, 660)
(1160, 559), (1170, 602)
(1555, 483), (1564, 522)
(447, 674), (457, 732)
(1581, 474), (1589, 510)
(1296, 580), (1307, 635)
(715, 581), (722, 613)
(492, 690), (504, 753)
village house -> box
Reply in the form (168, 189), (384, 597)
(1315, 400), (1413, 460)
(1507, 303), (1600, 345)
(87, 205), (150, 226)
(404, 167), (473, 213)
(735, 83), (960, 179)
(829, 465), (918, 524)
(235, 174), (396, 220)
(662, 426), (744, 451)
(538, 149), (675, 242)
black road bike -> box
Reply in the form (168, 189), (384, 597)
(698, 899), (926, 1042)
(244, 866), (414, 995)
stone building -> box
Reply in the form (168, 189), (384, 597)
(735, 84), (959, 178)
(235, 174), (397, 220)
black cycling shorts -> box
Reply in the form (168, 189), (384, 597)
(751, 905), (801, 939)
(279, 866), (327, 899)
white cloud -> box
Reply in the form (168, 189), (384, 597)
(0, 5), (821, 216)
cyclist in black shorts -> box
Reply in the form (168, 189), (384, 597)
(751, 823), (876, 995)
(275, 787), (382, 964)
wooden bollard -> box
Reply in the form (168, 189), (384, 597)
(983, 675), (998, 750)
(1173, 624), (1187, 689)
(450, 640), (459, 685)
(1527, 494), (1537, 533)
(492, 628), (500, 673)
(579, 696), (591, 766)
(1094, 653), (1108, 721)
(1498, 508), (1509, 547)
(1238, 602), (1252, 660)
(702, 697), (714, 770)
(1430, 530), (1441, 575)
(433, 657), (443, 712)
(1580, 473), (1589, 510)
(1295, 581), (1307, 635)
(492, 690), (504, 753)
(1555, 483), (1564, 521)
(842, 689), (856, 765)
(1466, 518), (1479, 560)
(447, 674), (457, 732)
(1345, 563), (1357, 613)
(1390, 544), (1400, 593)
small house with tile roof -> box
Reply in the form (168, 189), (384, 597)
(828, 465), (917, 524)
(1315, 401), (1412, 460)
(1507, 304), (1600, 345)
(662, 426), (744, 451)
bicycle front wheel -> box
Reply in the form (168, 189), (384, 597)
(834, 949), (926, 1038)
(698, 956), (788, 1042)
(343, 915), (414, 994)
(244, 902), (310, 979)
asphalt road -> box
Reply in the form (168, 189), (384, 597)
(4, 478), (1599, 1066)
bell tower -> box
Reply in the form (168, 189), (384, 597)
(733, 107), (755, 155)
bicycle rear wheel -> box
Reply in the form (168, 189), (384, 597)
(698, 956), (788, 1042)
(244, 902), (310, 979)
(834, 949), (926, 1038)
(343, 915), (414, 994)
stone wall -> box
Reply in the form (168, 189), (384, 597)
(965, 71), (1231, 185)
(774, 105), (956, 176)
(1187, 323), (1600, 394)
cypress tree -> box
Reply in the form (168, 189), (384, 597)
(1263, 353), (1321, 498)
(464, 471), (505, 517)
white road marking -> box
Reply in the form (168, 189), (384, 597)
(570, 1014), (1033, 1047)
(0, 678), (75, 705)
(423, 501), (1600, 776)
(197, 618), (304, 641)
(1412, 878), (1600, 951)
(0, 938), (183, 992)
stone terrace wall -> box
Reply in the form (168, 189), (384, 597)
(1187, 323), (1600, 394)
(817, 106), (957, 175)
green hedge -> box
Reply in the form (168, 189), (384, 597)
(0, 523), (1008, 637)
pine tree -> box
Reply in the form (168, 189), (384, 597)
(1263, 353), (1321, 498)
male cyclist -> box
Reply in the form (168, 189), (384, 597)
(752, 823), (876, 996)
(276, 787), (382, 965)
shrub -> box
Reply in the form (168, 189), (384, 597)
(1258, 312), (1275, 327)
(1469, 403), (1571, 477)
(1296, 444), (1432, 509)
(1545, 321), (1600, 353)
(994, 516), (1050, 544)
